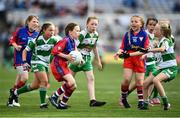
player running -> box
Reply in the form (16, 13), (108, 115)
(69, 16), (106, 107)
(7, 15), (39, 107)
(48, 23), (80, 109)
(8, 22), (60, 108)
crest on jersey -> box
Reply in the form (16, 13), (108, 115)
(139, 37), (144, 41)
(132, 37), (137, 42)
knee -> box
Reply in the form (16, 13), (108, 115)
(153, 78), (159, 85)
(122, 78), (130, 85)
(29, 84), (39, 90)
(143, 81), (149, 90)
(20, 76), (28, 82)
(67, 81), (77, 90)
(73, 83), (77, 90)
(87, 77), (94, 83)
(136, 80), (143, 86)
(40, 80), (49, 87)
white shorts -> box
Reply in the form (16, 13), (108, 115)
(16, 66), (28, 75)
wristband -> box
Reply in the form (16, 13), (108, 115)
(23, 60), (27, 63)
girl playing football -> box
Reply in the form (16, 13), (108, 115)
(69, 16), (106, 107)
(7, 15), (39, 107)
(127, 17), (160, 105)
(48, 23), (80, 109)
(114, 15), (149, 108)
(140, 22), (177, 110)
(8, 22), (60, 108)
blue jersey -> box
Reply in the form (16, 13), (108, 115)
(120, 29), (149, 51)
(51, 36), (76, 61)
(9, 26), (39, 67)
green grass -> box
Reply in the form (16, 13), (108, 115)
(0, 64), (180, 117)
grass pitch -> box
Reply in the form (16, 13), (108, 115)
(0, 63), (180, 117)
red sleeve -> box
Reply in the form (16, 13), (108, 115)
(51, 39), (66, 55)
(120, 34), (125, 50)
(144, 35), (150, 49)
(9, 28), (20, 45)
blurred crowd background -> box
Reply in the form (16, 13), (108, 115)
(0, 0), (180, 68)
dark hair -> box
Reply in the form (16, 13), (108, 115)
(65, 23), (78, 36)
(35, 22), (54, 42)
(25, 15), (39, 26)
(86, 16), (99, 24)
(145, 17), (158, 27)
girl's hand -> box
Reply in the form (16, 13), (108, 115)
(137, 47), (149, 53)
(97, 61), (103, 71)
(67, 54), (74, 62)
(23, 62), (31, 71)
(15, 45), (22, 51)
(114, 51), (122, 60)
(140, 54), (147, 60)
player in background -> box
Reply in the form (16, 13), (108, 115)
(47, 25), (63, 88)
(54, 25), (63, 40)
(140, 23), (177, 110)
(114, 15), (149, 109)
(159, 19), (175, 43)
(48, 23), (80, 109)
(7, 15), (39, 107)
(69, 16), (106, 107)
(8, 22), (60, 108)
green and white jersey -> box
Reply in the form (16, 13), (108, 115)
(145, 30), (156, 66)
(26, 35), (59, 67)
(156, 37), (177, 69)
(77, 29), (99, 56)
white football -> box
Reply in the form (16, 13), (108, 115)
(69, 50), (83, 65)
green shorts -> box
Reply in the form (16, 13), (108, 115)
(69, 55), (93, 72)
(152, 66), (177, 82)
(145, 64), (156, 77)
(31, 64), (49, 72)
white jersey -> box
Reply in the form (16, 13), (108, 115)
(77, 29), (99, 56)
(26, 35), (59, 67)
(156, 37), (177, 69)
(145, 30), (156, 66)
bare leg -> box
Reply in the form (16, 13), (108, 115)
(153, 72), (170, 110)
(84, 70), (95, 100)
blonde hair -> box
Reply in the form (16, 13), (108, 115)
(127, 15), (145, 44)
(86, 16), (99, 24)
(131, 15), (144, 28)
(25, 15), (39, 26)
(160, 23), (171, 39)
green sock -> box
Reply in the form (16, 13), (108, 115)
(17, 84), (32, 95)
(144, 100), (149, 108)
(152, 88), (158, 98)
(161, 96), (168, 104)
(39, 87), (47, 104)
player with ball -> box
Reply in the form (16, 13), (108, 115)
(69, 16), (106, 107)
(49, 23), (81, 109)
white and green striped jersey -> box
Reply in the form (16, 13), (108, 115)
(25, 35), (59, 67)
(156, 37), (177, 69)
(145, 30), (156, 66)
(76, 29), (99, 56)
